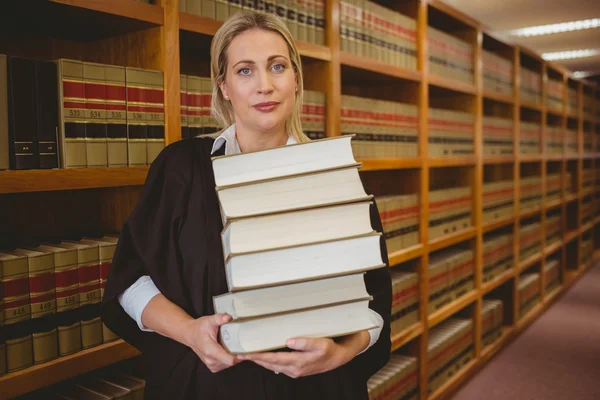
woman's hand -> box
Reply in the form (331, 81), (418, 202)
(182, 313), (239, 373)
(237, 330), (370, 378)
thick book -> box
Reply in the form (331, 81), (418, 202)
(224, 231), (384, 291)
(217, 165), (370, 224)
(211, 135), (358, 188)
(58, 59), (87, 168)
(214, 273), (370, 320)
(221, 201), (373, 258)
(34, 60), (60, 169)
(78, 378), (133, 400)
(219, 299), (379, 354)
(0, 55), (9, 170)
(99, 374), (145, 400)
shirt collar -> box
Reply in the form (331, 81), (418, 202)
(211, 123), (297, 156)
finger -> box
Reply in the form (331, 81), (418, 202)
(286, 337), (329, 352)
(209, 313), (232, 327)
(251, 359), (298, 378)
(239, 351), (302, 366)
(204, 340), (237, 367)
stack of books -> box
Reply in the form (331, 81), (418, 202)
(543, 258), (561, 294)
(210, 135), (385, 354)
(390, 270), (419, 338)
(545, 126), (563, 155)
(519, 67), (542, 105)
(428, 108), (475, 157)
(518, 272), (540, 319)
(428, 27), (474, 84)
(519, 222), (542, 262)
(367, 353), (418, 400)
(564, 128), (577, 154)
(545, 173), (562, 203)
(483, 116), (513, 156)
(377, 194), (419, 254)
(519, 121), (541, 154)
(340, 0), (417, 70)
(545, 212), (562, 247)
(482, 232), (513, 283)
(546, 78), (565, 113)
(481, 299), (503, 348)
(341, 95), (419, 159)
(428, 247), (474, 315)
(428, 186), (472, 240)
(482, 179), (514, 224)
(427, 318), (474, 395)
(482, 50), (513, 96)
(0, 236), (119, 375)
(519, 176), (542, 212)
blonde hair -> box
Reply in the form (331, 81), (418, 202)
(210, 11), (310, 143)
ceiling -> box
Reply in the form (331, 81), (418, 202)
(439, 0), (600, 80)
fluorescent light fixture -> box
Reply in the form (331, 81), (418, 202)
(542, 49), (600, 61)
(509, 18), (600, 37)
(571, 70), (600, 79)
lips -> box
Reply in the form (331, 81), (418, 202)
(253, 101), (280, 112)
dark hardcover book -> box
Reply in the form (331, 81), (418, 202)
(34, 60), (60, 169)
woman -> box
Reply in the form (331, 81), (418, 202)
(101, 10), (392, 400)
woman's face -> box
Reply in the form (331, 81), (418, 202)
(220, 28), (296, 135)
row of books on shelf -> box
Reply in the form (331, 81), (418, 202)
(546, 127), (578, 155)
(180, 0), (326, 46)
(482, 180), (513, 225)
(482, 232), (513, 283)
(482, 50), (513, 97)
(580, 236), (594, 266)
(368, 353), (418, 400)
(519, 68), (542, 105)
(427, 27), (474, 85)
(378, 194), (419, 254)
(339, 0), (417, 69)
(546, 78), (565, 113)
(567, 87), (578, 115)
(519, 222), (542, 262)
(0, 55), (166, 171)
(482, 116), (513, 156)
(0, 236), (120, 377)
(428, 108), (474, 157)
(390, 270), (418, 337)
(428, 247), (474, 314)
(429, 186), (471, 240)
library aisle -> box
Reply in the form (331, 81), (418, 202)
(451, 262), (600, 400)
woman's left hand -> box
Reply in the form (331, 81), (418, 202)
(236, 331), (370, 378)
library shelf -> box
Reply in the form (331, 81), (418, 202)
(339, 52), (421, 82)
(388, 244), (425, 267)
(50, 0), (164, 25)
(428, 227), (477, 253)
(358, 157), (423, 171)
(517, 302), (544, 331)
(428, 75), (477, 96)
(518, 155), (544, 163)
(429, 359), (479, 400)
(427, 156), (476, 168)
(480, 327), (513, 363)
(565, 154), (580, 161)
(581, 153), (599, 159)
(565, 230), (580, 244)
(546, 108), (565, 118)
(427, 0), (480, 29)
(0, 167), (150, 194)
(482, 268), (515, 295)
(428, 291), (478, 329)
(179, 13), (331, 61)
(483, 91), (514, 105)
(519, 206), (542, 219)
(517, 252), (543, 273)
(519, 101), (544, 112)
(483, 156), (515, 165)
(564, 193), (579, 204)
(0, 340), (140, 400)
(581, 222), (594, 234)
(391, 322), (423, 352)
(543, 241), (563, 257)
(545, 198), (562, 211)
(482, 216), (515, 234)
(546, 155), (565, 162)
(544, 285), (563, 305)
(566, 112), (579, 120)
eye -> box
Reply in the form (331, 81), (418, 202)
(238, 67), (251, 75)
(271, 63), (286, 72)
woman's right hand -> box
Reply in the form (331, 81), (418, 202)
(183, 313), (238, 373)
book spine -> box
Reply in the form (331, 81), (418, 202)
(126, 67), (148, 166)
(0, 55), (7, 171)
(34, 61), (60, 169)
(54, 251), (81, 357)
(83, 62), (108, 168)
(145, 69), (165, 165)
(105, 64), (128, 167)
(180, 74), (189, 140)
(59, 59), (87, 169)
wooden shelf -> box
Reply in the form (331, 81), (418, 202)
(428, 74), (477, 95)
(546, 108), (565, 118)
(358, 157), (422, 171)
(565, 230), (580, 244)
(517, 302), (544, 331)
(483, 90), (514, 105)
(428, 291), (478, 328)
(544, 241), (563, 257)
(547, 155), (565, 162)
(0, 340), (140, 400)
(519, 206), (542, 219)
(480, 327), (513, 362)
(518, 252), (543, 273)
(429, 227), (477, 253)
(50, 0), (164, 24)
(483, 156), (515, 165)
(519, 100), (544, 112)
(429, 359), (479, 400)
(564, 193), (579, 204)
(340, 52), (421, 82)
(581, 222), (594, 234)
(427, 156), (476, 168)
(543, 285), (563, 305)
(482, 216), (515, 234)
(482, 268), (515, 294)
(391, 322), (423, 352)
(519, 155), (544, 163)
(389, 244), (424, 266)
(0, 167), (149, 194)
(545, 198), (563, 211)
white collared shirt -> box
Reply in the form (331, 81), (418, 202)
(118, 124), (383, 354)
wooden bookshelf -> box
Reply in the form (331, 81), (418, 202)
(0, 0), (598, 399)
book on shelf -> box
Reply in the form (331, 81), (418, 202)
(482, 116), (513, 156)
(367, 353), (418, 400)
(427, 247), (474, 315)
(482, 232), (513, 283)
(428, 108), (475, 157)
(428, 186), (472, 241)
(482, 50), (513, 97)
(377, 194), (419, 254)
(519, 122), (541, 155)
(390, 270), (418, 338)
(482, 180), (514, 225)
(519, 222), (542, 262)
(518, 272), (540, 318)
(481, 299), (503, 348)
(211, 135), (384, 354)
(428, 26), (474, 85)
(519, 67), (542, 105)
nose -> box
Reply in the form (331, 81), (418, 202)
(256, 69), (274, 95)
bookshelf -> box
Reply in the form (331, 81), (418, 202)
(0, 0), (598, 399)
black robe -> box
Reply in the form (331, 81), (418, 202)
(100, 137), (392, 400)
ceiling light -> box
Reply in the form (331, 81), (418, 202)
(572, 70), (600, 79)
(542, 49), (600, 61)
(508, 18), (600, 37)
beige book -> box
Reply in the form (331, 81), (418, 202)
(125, 67), (147, 166)
(145, 69), (165, 164)
(83, 62), (108, 167)
(99, 375), (145, 400)
(186, 0), (201, 15)
(79, 379), (133, 400)
(58, 59), (87, 168)
(105, 64), (128, 167)
(202, 0), (215, 18)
